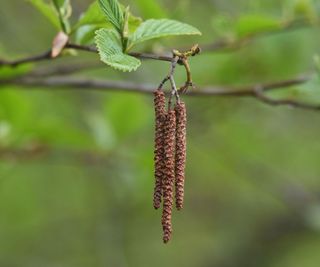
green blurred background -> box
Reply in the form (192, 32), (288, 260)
(1, 0), (320, 266)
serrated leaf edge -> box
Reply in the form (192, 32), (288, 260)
(94, 28), (141, 72)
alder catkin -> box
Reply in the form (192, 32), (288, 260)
(161, 110), (176, 243)
(174, 102), (187, 210)
(153, 89), (166, 209)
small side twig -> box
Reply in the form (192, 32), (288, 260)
(0, 50), (52, 67)
(173, 44), (201, 93)
(158, 56), (179, 90)
(0, 43), (174, 68)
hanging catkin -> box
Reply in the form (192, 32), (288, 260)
(174, 101), (187, 210)
(161, 110), (176, 243)
(153, 89), (166, 209)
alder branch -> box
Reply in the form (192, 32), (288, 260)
(1, 74), (318, 111)
(0, 50), (52, 67)
(0, 19), (318, 112)
(0, 43), (173, 67)
(0, 18), (315, 68)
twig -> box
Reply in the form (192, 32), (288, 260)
(1, 18), (315, 68)
(0, 50), (52, 67)
(1, 75), (318, 111)
(0, 43), (173, 67)
(65, 43), (175, 62)
(158, 56), (179, 90)
(157, 55), (180, 108)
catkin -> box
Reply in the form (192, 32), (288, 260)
(161, 110), (176, 243)
(174, 102), (187, 210)
(153, 89), (166, 209)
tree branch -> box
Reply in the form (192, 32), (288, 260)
(1, 18), (315, 68)
(1, 75), (318, 111)
(0, 18), (318, 112)
(0, 43), (174, 67)
(0, 50), (52, 67)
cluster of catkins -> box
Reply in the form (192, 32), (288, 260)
(153, 89), (187, 243)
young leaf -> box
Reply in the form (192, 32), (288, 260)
(127, 12), (143, 33)
(98, 0), (124, 33)
(52, 0), (72, 33)
(95, 29), (141, 72)
(76, 25), (105, 45)
(27, 0), (60, 29)
(72, 1), (142, 37)
(128, 19), (201, 49)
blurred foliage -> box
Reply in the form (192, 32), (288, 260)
(1, 0), (320, 267)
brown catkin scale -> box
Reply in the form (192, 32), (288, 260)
(153, 89), (166, 209)
(174, 102), (187, 210)
(161, 110), (176, 243)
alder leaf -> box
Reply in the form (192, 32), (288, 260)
(75, 25), (103, 45)
(128, 19), (201, 49)
(98, 0), (124, 33)
(95, 28), (141, 72)
(52, 0), (72, 33)
(73, 1), (142, 34)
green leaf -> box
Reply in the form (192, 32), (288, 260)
(95, 29), (141, 72)
(52, 0), (65, 9)
(75, 25), (102, 45)
(122, 6), (130, 39)
(129, 19), (201, 49)
(235, 14), (281, 38)
(127, 12), (143, 33)
(52, 0), (72, 33)
(73, 1), (142, 40)
(27, 0), (60, 29)
(98, 0), (124, 33)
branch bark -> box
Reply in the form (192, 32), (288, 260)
(1, 75), (318, 111)
(0, 18), (314, 68)
(0, 18), (318, 111)
(0, 43), (174, 67)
